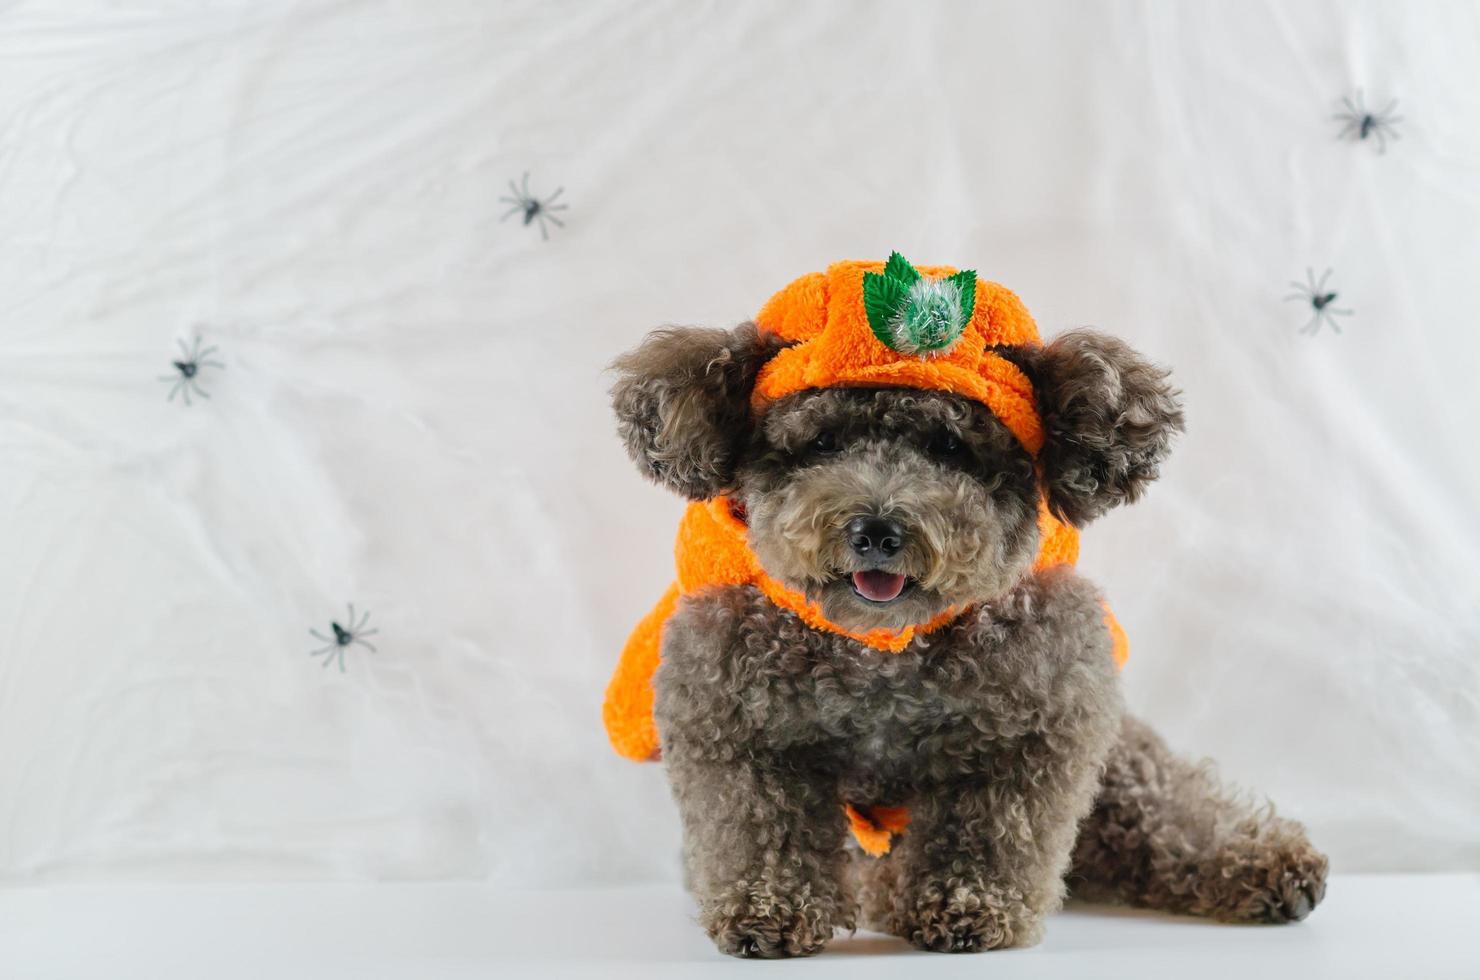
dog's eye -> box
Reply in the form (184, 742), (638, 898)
(811, 431), (840, 454)
(928, 431), (962, 457)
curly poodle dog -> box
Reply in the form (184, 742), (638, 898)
(605, 258), (1327, 958)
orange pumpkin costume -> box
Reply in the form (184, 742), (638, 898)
(603, 257), (1129, 853)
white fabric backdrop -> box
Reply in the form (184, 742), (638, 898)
(1, 0), (1476, 885)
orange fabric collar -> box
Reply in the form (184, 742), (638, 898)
(677, 498), (960, 652)
(674, 497), (1093, 652)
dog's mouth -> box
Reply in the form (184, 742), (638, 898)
(850, 570), (910, 603)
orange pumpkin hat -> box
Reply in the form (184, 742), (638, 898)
(751, 254), (1046, 454)
(604, 254), (1128, 780)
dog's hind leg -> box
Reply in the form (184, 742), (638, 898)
(1068, 714), (1328, 923)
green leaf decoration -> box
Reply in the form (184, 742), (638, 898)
(863, 252), (976, 357)
(863, 271), (911, 348)
(948, 269), (977, 325)
(882, 251), (921, 285)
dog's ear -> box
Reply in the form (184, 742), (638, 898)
(610, 322), (782, 500)
(1005, 329), (1184, 527)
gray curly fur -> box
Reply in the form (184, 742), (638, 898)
(1004, 329), (1185, 526)
(1067, 715), (1329, 922)
(740, 388), (1041, 633)
(657, 570), (1121, 955)
(609, 322), (785, 500)
(611, 322), (1326, 958)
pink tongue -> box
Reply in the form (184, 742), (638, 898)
(852, 570), (907, 602)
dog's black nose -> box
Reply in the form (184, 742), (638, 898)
(847, 516), (905, 559)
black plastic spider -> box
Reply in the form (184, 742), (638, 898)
(159, 336), (224, 405)
(1333, 90), (1402, 153)
(499, 171), (568, 240)
(309, 604), (378, 672)
(1285, 268), (1353, 336)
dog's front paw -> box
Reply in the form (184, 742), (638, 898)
(701, 886), (837, 959)
(894, 878), (1039, 953)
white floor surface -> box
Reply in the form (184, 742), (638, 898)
(2, 874), (1476, 979)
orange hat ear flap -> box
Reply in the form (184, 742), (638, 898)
(1008, 330), (1185, 527)
(610, 322), (783, 501)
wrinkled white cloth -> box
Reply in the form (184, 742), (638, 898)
(0, 0), (1476, 884)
